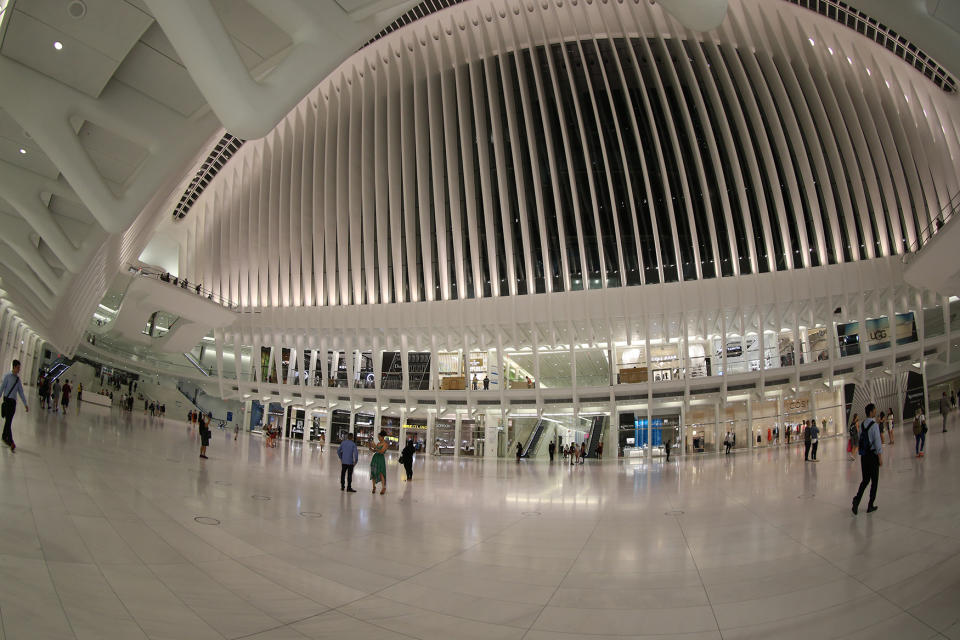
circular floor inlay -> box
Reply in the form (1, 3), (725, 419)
(215, 480), (232, 486)
(251, 494), (271, 501)
(194, 516), (220, 525)
(664, 510), (685, 516)
(522, 511), (542, 516)
(797, 493), (816, 499)
(299, 511), (323, 518)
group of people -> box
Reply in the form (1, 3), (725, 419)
(469, 374), (492, 390)
(846, 407), (899, 461)
(144, 399), (166, 418)
(36, 373), (76, 415)
(543, 440), (600, 463)
(336, 430), (405, 494)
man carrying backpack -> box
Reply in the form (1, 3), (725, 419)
(852, 403), (882, 515)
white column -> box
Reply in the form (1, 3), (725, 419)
(484, 410), (498, 459)
(426, 411), (435, 456)
(401, 335), (409, 393)
(454, 412), (462, 459)
(714, 401), (721, 454)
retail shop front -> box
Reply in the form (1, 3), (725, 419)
(618, 410), (680, 458)
(402, 418), (428, 452)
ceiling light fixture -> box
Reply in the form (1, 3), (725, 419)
(53, 41), (63, 50)
(18, 148), (26, 154)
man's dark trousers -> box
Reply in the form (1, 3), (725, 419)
(340, 464), (354, 489)
(2, 399), (15, 445)
(853, 453), (879, 509)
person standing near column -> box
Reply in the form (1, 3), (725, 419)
(663, 427), (673, 462)
(803, 420), (812, 461)
(1, 360), (29, 451)
(852, 403), (882, 515)
(548, 440), (556, 462)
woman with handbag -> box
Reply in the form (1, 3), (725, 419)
(913, 408), (927, 457)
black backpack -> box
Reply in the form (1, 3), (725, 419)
(858, 418), (875, 456)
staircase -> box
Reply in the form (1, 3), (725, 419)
(585, 416), (605, 458)
(521, 419), (546, 458)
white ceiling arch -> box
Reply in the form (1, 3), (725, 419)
(0, 0), (417, 353)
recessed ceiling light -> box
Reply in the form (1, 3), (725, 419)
(53, 41), (63, 50)
(18, 148), (26, 154)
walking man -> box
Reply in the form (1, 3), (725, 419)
(338, 432), (358, 492)
(852, 403), (882, 515)
(400, 438), (416, 481)
(940, 392), (950, 432)
(1, 359), (29, 451)
(548, 440), (556, 462)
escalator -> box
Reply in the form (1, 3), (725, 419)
(585, 416), (605, 458)
(521, 419), (546, 458)
(45, 356), (74, 382)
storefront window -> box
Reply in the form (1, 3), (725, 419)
(460, 419), (483, 456)
(403, 418), (428, 452)
(286, 407), (305, 440)
(753, 398), (779, 446)
(353, 413), (375, 449)
(781, 396), (811, 442)
(814, 389), (842, 436)
(308, 411), (326, 441)
(434, 419), (455, 455)
(685, 405), (716, 454)
(330, 409), (351, 444)
(721, 402), (748, 450)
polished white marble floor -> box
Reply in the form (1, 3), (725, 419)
(1, 404), (958, 639)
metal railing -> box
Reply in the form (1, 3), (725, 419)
(904, 190), (960, 256)
(130, 265), (240, 310)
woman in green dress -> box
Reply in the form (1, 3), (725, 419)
(369, 430), (388, 494)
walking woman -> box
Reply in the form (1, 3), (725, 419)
(369, 429), (388, 494)
(913, 408), (927, 457)
(76, 383), (83, 414)
(886, 407), (896, 444)
(848, 413), (859, 461)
